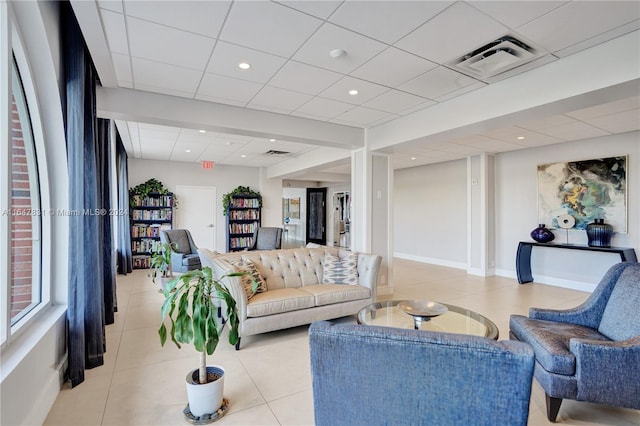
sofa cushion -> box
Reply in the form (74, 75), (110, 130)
(228, 258), (268, 300)
(598, 267), (640, 341)
(322, 252), (358, 285)
(246, 288), (315, 317)
(510, 315), (610, 375)
(299, 284), (370, 306)
(169, 232), (191, 254)
(182, 254), (201, 267)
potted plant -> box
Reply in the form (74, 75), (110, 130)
(159, 267), (254, 422)
(149, 241), (173, 290)
(222, 185), (261, 216)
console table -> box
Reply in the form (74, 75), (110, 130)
(516, 241), (637, 284)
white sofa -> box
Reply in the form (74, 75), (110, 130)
(198, 246), (382, 349)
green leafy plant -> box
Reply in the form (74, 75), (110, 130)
(158, 267), (255, 384)
(222, 186), (262, 216)
(129, 178), (179, 209)
(149, 241), (174, 284)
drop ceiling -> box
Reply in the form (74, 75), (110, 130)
(74, 0), (640, 176)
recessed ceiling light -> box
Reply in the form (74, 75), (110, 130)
(241, 154), (246, 158)
(517, 136), (525, 140)
(269, 138), (276, 142)
(238, 62), (251, 70)
(410, 157), (416, 160)
(226, 141), (233, 145)
(199, 130), (206, 133)
(330, 49), (347, 59)
(348, 89), (359, 96)
(185, 149), (191, 153)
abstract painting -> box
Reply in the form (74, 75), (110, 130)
(537, 156), (627, 232)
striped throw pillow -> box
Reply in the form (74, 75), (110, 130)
(228, 258), (267, 300)
(322, 252), (359, 285)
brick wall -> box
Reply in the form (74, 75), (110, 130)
(10, 95), (34, 320)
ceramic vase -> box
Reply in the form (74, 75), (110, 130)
(185, 365), (225, 418)
(586, 219), (613, 247)
(530, 224), (555, 243)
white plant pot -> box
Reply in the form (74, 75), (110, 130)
(185, 365), (225, 417)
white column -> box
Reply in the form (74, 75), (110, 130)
(467, 153), (495, 276)
(351, 138), (393, 295)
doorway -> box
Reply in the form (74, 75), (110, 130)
(332, 191), (350, 248)
(306, 188), (326, 245)
(175, 186), (216, 251)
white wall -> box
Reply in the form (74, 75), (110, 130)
(393, 132), (639, 291)
(394, 159), (468, 267)
(495, 132), (639, 289)
(128, 158), (260, 252)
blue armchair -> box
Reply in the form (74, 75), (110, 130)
(309, 321), (535, 426)
(510, 262), (640, 422)
(160, 229), (201, 273)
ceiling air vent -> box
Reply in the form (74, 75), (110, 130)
(451, 35), (540, 79)
(263, 149), (291, 156)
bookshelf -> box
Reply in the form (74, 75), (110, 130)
(130, 192), (173, 269)
(226, 194), (261, 251)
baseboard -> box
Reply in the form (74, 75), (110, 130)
(393, 252), (467, 270)
(467, 267), (496, 277)
(495, 268), (596, 292)
(23, 358), (65, 426)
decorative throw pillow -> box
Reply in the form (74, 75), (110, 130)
(322, 252), (359, 285)
(228, 258), (268, 300)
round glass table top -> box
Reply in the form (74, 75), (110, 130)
(357, 300), (499, 340)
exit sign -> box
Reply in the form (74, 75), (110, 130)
(202, 160), (214, 169)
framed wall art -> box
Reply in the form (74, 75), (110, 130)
(537, 156), (627, 232)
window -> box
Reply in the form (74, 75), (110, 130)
(1, 6), (44, 345)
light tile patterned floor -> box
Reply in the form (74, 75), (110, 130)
(44, 259), (639, 425)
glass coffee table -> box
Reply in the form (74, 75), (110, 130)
(357, 300), (499, 340)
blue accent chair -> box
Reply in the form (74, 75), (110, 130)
(160, 229), (201, 273)
(510, 262), (640, 422)
(309, 321), (535, 426)
(247, 227), (282, 250)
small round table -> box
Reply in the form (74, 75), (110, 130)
(357, 300), (499, 340)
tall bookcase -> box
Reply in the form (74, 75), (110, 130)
(130, 192), (174, 269)
(226, 194), (261, 251)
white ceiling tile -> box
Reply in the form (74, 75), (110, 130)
(469, 1), (566, 29)
(517, 114), (578, 131)
(220, 1), (322, 57)
(248, 86), (313, 113)
(553, 20), (640, 58)
(112, 52), (132, 83)
(277, 1), (342, 19)
(270, 62), (343, 96)
(333, 106), (393, 126)
(293, 23), (387, 74)
(100, 9), (129, 55)
(294, 97), (353, 119)
(515, 1), (640, 53)
(395, 2), (508, 63)
(98, 0), (123, 14)
(586, 109), (640, 134)
(350, 47), (438, 87)
(124, 0), (231, 38)
(367, 114), (401, 127)
(537, 121), (611, 141)
(127, 17), (216, 70)
(329, 0), (453, 44)
(399, 66), (480, 100)
(206, 41), (287, 84)
(398, 100), (437, 116)
(132, 58), (202, 97)
(364, 90), (430, 114)
(565, 96), (640, 120)
(320, 76), (390, 105)
(436, 81), (486, 102)
(196, 73), (263, 105)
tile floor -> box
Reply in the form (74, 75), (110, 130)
(44, 259), (639, 425)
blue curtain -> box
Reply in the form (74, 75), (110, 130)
(63, 2), (115, 386)
(116, 132), (132, 274)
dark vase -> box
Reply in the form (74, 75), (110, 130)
(531, 224), (555, 243)
(586, 219), (613, 247)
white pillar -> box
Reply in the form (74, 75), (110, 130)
(467, 153), (495, 276)
(351, 137), (393, 295)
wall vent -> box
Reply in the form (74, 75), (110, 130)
(451, 35), (541, 79)
(263, 149), (291, 156)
